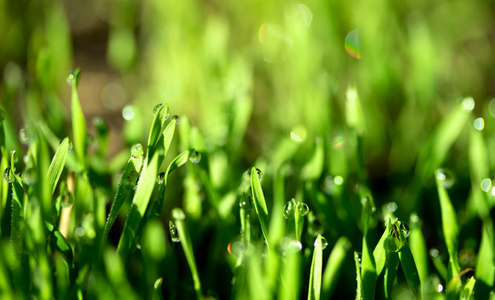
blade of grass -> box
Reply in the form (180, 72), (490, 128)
(460, 276), (476, 300)
(321, 236), (351, 299)
(383, 252), (399, 299)
(117, 154), (159, 262)
(68, 68), (88, 170)
(146, 104), (169, 161)
(308, 234), (324, 300)
(152, 278), (165, 300)
(301, 137), (324, 181)
(47, 137), (71, 195)
(434, 169), (461, 284)
(468, 128), (490, 218)
(474, 220), (494, 299)
(250, 167), (270, 250)
(373, 225), (389, 277)
(398, 242), (421, 296)
(408, 213), (428, 282)
(355, 251), (363, 300)
(171, 208), (203, 300)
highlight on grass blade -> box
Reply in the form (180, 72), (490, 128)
(68, 68), (88, 170)
(308, 234), (325, 300)
(250, 167), (270, 250)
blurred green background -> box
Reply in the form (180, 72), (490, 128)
(1, 0), (495, 298)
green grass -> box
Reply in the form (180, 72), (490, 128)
(1, 0), (495, 299)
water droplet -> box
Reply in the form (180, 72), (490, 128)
(67, 140), (73, 153)
(66, 73), (74, 86)
(227, 243), (232, 254)
(290, 125), (307, 143)
(164, 113), (170, 121)
(19, 128), (29, 145)
(156, 172), (165, 185)
(189, 150), (201, 164)
(400, 222), (410, 238)
(11, 150), (18, 163)
(345, 29), (361, 59)
(481, 178), (492, 192)
(410, 213), (420, 224)
(314, 236), (328, 250)
(332, 136), (345, 148)
(435, 168), (455, 189)
(387, 202), (398, 212)
(429, 248), (440, 258)
(22, 167), (37, 185)
(297, 202), (309, 216)
(297, 3), (312, 28)
(172, 208), (186, 221)
(283, 198), (297, 219)
(130, 143), (144, 158)
(279, 237), (303, 255)
(473, 117), (484, 130)
(171, 115), (180, 125)
(248, 168), (263, 181)
(386, 219), (408, 252)
(0, 108), (5, 122)
(153, 103), (163, 115)
(61, 190), (74, 207)
(239, 196), (248, 209)
(437, 284), (444, 293)
(361, 196), (376, 214)
(334, 176), (344, 185)
(75, 227), (85, 237)
(169, 221), (180, 242)
(461, 97), (475, 111)
(23, 155), (29, 164)
(122, 105), (135, 121)
(3, 167), (14, 183)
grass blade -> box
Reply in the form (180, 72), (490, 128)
(117, 154), (159, 262)
(474, 220), (494, 298)
(171, 208), (203, 299)
(408, 213), (428, 282)
(301, 137), (324, 181)
(322, 236), (351, 299)
(250, 167), (270, 249)
(398, 243), (420, 296)
(373, 225), (389, 277)
(146, 104), (169, 161)
(47, 137), (70, 195)
(152, 278), (165, 300)
(308, 234), (324, 300)
(384, 252), (399, 299)
(355, 251), (363, 300)
(68, 68), (88, 170)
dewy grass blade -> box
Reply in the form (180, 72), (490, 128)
(117, 154), (159, 262)
(171, 208), (203, 300)
(146, 104), (169, 161)
(355, 251), (363, 300)
(308, 235), (324, 300)
(321, 236), (351, 299)
(435, 169), (461, 282)
(47, 137), (70, 195)
(250, 167), (270, 250)
(474, 220), (494, 298)
(468, 128), (490, 218)
(68, 68), (88, 170)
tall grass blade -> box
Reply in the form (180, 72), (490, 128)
(322, 236), (351, 299)
(398, 243), (420, 296)
(68, 68), (88, 170)
(308, 234), (324, 300)
(250, 167), (270, 249)
(47, 137), (70, 195)
(474, 220), (494, 298)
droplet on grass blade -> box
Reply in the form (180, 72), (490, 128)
(314, 235), (328, 250)
(156, 172), (165, 185)
(153, 103), (163, 115)
(172, 208), (186, 221)
(474, 117), (484, 130)
(435, 168), (455, 189)
(283, 198), (297, 219)
(61, 190), (74, 207)
(429, 248), (439, 258)
(248, 167), (263, 181)
(3, 167), (13, 183)
(345, 29), (361, 59)
(67, 139), (73, 153)
(297, 202), (309, 216)
(189, 150), (201, 164)
(290, 125), (307, 143)
(171, 115), (180, 125)
(332, 135), (345, 148)
(461, 97), (475, 111)
(122, 105), (135, 121)
(131, 143), (144, 158)
(387, 202), (398, 212)
(169, 221), (180, 242)
(11, 150), (18, 163)
(481, 178), (492, 192)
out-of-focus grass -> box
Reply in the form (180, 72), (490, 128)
(1, 0), (495, 299)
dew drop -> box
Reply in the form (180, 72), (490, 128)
(66, 73), (75, 86)
(334, 175), (344, 185)
(130, 143), (144, 158)
(19, 128), (30, 145)
(429, 248), (439, 257)
(297, 202), (309, 216)
(332, 136), (345, 148)
(165, 113), (170, 121)
(122, 105), (135, 121)
(172, 208), (186, 221)
(171, 115), (180, 125)
(435, 168), (455, 189)
(474, 117), (485, 130)
(461, 97), (475, 111)
(0, 108), (5, 122)
(22, 167), (37, 186)
(11, 150), (18, 163)
(345, 29), (361, 59)
(3, 167), (14, 183)
(283, 198), (297, 219)
(23, 155), (29, 164)
(156, 172), (165, 185)
(169, 221), (180, 242)
(153, 103), (163, 115)
(437, 284), (444, 293)
(248, 167), (263, 181)
(314, 236), (328, 250)
(410, 213), (420, 224)
(61, 190), (74, 207)
(290, 125), (307, 143)
(189, 150), (201, 164)
(400, 222), (410, 238)
(387, 202), (398, 212)
(481, 178), (492, 192)
(75, 227), (85, 237)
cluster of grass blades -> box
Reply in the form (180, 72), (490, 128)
(0, 69), (494, 300)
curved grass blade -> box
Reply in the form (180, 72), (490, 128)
(68, 68), (88, 170)
(373, 224), (389, 277)
(460, 276), (476, 300)
(322, 236), (351, 299)
(171, 208), (203, 299)
(152, 278), (165, 300)
(47, 137), (70, 195)
(117, 154), (159, 262)
(308, 234), (324, 300)
(383, 252), (399, 299)
(435, 169), (461, 283)
(398, 242), (420, 296)
(474, 220), (494, 299)
(146, 104), (169, 161)
(45, 221), (76, 282)
(250, 167), (270, 250)
(361, 235), (376, 300)
(301, 137), (324, 181)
